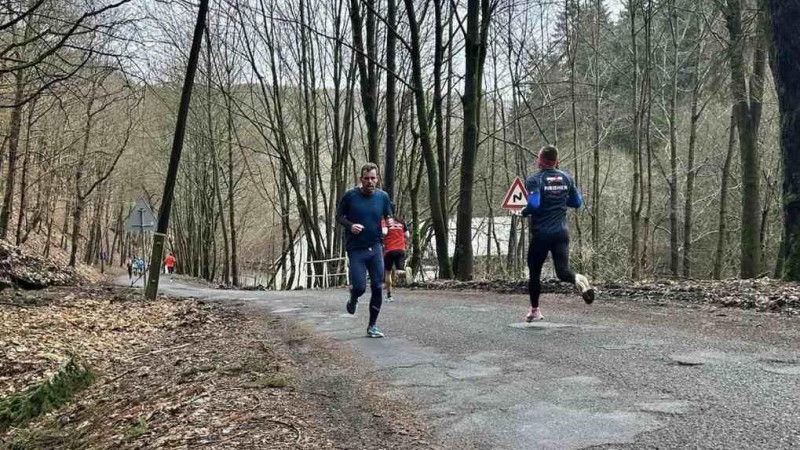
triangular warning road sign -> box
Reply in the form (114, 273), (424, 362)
(501, 177), (529, 211)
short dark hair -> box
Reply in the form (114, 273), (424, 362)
(360, 162), (379, 176)
(539, 145), (558, 162)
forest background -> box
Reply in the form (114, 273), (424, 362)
(0, 0), (792, 289)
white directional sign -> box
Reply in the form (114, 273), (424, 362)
(124, 199), (157, 234)
(501, 177), (529, 211)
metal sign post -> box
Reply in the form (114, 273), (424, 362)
(124, 199), (157, 289)
(140, 208), (146, 287)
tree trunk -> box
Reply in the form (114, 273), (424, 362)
(409, 133), (425, 278)
(384, 0), (398, 199)
(628, 0), (642, 279)
(434, 0), (448, 235)
(723, 0), (766, 278)
(15, 97), (36, 245)
(206, 27), (231, 285)
(404, 0), (452, 278)
(227, 92), (239, 286)
(61, 199), (71, 250)
(683, 30), (703, 278)
(349, 0), (379, 163)
(668, 3), (680, 276)
(454, 0), (492, 280)
(0, 69), (26, 239)
(640, 0), (653, 276)
(766, 0), (800, 279)
(69, 92), (96, 267)
(591, 0), (602, 278)
(713, 108), (737, 279)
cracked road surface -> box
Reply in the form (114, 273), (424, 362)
(131, 278), (800, 449)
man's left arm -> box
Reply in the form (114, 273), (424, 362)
(383, 193), (395, 226)
(566, 176), (583, 208)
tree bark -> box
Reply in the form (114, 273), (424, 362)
(668, 2), (680, 276)
(628, 0), (642, 279)
(0, 69), (26, 239)
(349, 0), (379, 163)
(404, 0), (452, 278)
(384, 0), (398, 199)
(683, 19), (704, 278)
(722, 0), (766, 278)
(15, 97), (36, 245)
(226, 89), (239, 286)
(765, 0), (800, 279)
(69, 89), (96, 267)
(713, 108), (737, 279)
(205, 26), (230, 285)
(591, 0), (602, 278)
(454, 0), (493, 280)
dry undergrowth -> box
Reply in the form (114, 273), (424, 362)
(1, 286), (432, 449)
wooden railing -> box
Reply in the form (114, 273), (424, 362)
(304, 256), (349, 289)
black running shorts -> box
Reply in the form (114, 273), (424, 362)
(384, 250), (406, 271)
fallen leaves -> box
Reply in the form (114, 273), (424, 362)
(0, 240), (85, 289)
(2, 286), (433, 449)
(0, 286), (204, 399)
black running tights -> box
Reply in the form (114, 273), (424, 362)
(527, 232), (575, 308)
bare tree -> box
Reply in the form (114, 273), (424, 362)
(453, 0), (496, 280)
(718, 0), (767, 278)
(404, 0), (452, 278)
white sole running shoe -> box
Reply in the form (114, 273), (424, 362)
(575, 273), (595, 304)
(526, 307), (544, 322)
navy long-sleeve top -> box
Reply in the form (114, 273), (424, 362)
(522, 168), (582, 235)
(336, 188), (393, 251)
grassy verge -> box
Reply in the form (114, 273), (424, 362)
(0, 358), (93, 432)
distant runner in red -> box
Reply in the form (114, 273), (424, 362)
(164, 251), (176, 282)
(381, 211), (410, 302)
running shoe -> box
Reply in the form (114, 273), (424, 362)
(386, 295), (395, 303)
(367, 325), (384, 338)
(346, 297), (358, 314)
(526, 307), (544, 322)
(575, 273), (595, 304)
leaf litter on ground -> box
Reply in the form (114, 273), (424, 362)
(1, 285), (433, 449)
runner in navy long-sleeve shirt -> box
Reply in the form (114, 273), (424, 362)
(336, 162), (394, 338)
(521, 145), (595, 322)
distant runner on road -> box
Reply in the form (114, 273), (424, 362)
(164, 251), (176, 282)
(126, 257), (133, 281)
(522, 145), (595, 322)
(336, 162), (394, 338)
(381, 209), (410, 302)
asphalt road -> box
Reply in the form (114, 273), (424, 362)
(128, 277), (800, 449)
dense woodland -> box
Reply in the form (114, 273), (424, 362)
(1, 0), (799, 288)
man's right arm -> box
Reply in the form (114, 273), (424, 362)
(522, 175), (540, 217)
(336, 192), (354, 228)
(336, 214), (353, 228)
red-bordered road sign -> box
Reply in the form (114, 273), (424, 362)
(501, 177), (529, 211)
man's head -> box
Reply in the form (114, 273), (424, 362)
(359, 162), (379, 195)
(537, 145), (558, 169)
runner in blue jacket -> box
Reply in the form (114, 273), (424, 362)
(522, 145), (595, 322)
